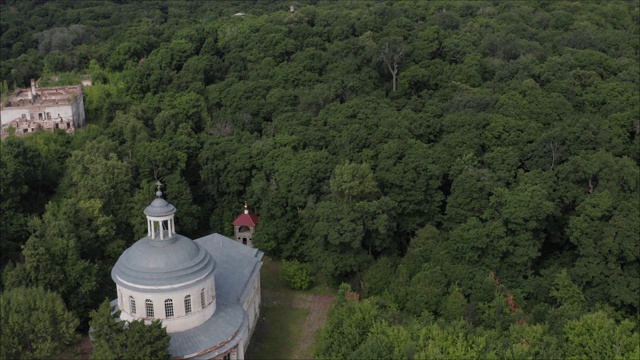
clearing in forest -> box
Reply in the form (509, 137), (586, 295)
(246, 257), (335, 360)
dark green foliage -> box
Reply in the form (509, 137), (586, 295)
(89, 300), (171, 360)
(1, 287), (80, 360)
(280, 259), (314, 290)
(0, 1), (638, 354)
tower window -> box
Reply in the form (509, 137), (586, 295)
(184, 295), (192, 314)
(145, 299), (154, 318)
(130, 296), (136, 315)
(164, 299), (174, 318)
(200, 288), (206, 309)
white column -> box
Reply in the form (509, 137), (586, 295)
(151, 220), (155, 239)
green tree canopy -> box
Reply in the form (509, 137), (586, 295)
(89, 300), (171, 360)
(1, 287), (79, 360)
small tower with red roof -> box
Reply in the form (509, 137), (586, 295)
(233, 203), (260, 247)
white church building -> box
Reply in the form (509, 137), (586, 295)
(110, 186), (263, 359)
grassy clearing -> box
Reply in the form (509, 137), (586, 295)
(246, 257), (334, 360)
(247, 306), (310, 359)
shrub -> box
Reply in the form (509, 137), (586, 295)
(281, 259), (315, 290)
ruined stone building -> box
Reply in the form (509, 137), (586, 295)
(1, 79), (85, 138)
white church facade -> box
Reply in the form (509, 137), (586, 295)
(110, 186), (263, 359)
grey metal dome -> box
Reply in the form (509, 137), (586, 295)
(112, 234), (215, 289)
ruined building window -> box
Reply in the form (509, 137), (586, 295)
(165, 299), (174, 318)
(130, 296), (136, 315)
(200, 288), (206, 309)
(21, 114), (26, 119)
(38, 113), (43, 120)
(30, 113), (34, 120)
(46, 112), (51, 119)
(184, 295), (192, 314)
(146, 299), (154, 318)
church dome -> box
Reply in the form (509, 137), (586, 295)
(111, 184), (215, 290)
(112, 234), (215, 289)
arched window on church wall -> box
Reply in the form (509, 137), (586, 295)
(200, 288), (206, 309)
(165, 299), (174, 318)
(146, 299), (154, 318)
(130, 296), (136, 315)
(184, 295), (192, 314)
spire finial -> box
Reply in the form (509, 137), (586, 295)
(244, 202), (249, 214)
(156, 180), (163, 198)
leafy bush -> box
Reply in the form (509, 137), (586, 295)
(281, 259), (315, 290)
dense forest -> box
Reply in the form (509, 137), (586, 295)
(1, 0), (638, 358)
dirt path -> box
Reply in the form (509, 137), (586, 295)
(290, 293), (335, 360)
(78, 335), (93, 359)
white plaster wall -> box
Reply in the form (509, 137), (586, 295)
(40, 105), (73, 119)
(1, 109), (24, 125)
(242, 275), (261, 340)
(239, 317), (250, 355)
(117, 275), (217, 333)
(1, 105), (74, 125)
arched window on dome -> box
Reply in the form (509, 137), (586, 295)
(165, 299), (174, 318)
(184, 295), (192, 314)
(200, 288), (206, 309)
(146, 299), (154, 318)
(130, 296), (136, 315)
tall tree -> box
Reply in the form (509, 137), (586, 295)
(1, 287), (80, 360)
(90, 300), (171, 360)
(377, 36), (404, 92)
